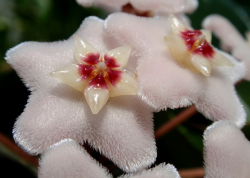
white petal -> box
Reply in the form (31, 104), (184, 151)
(39, 139), (111, 178)
(164, 35), (188, 63)
(211, 49), (234, 68)
(168, 14), (186, 35)
(105, 45), (131, 69)
(119, 163), (181, 178)
(204, 121), (250, 178)
(110, 71), (137, 97)
(200, 29), (212, 44)
(50, 64), (84, 92)
(191, 55), (211, 76)
(84, 86), (109, 114)
(74, 34), (100, 64)
(202, 15), (246, 51)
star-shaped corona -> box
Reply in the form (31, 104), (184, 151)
(164, 14), (234, 76)
(50, 35), (137, 114)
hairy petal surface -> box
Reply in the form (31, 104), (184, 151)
(204, 121), (250, 178)
(104, 13), (246, 127)
(120, 164), (181, 178)
(7, 16), (156, 172)
(39, 139), (179, 178)
(39, 139), (111, 178)
(202, 15), (250, 80)
(202, 15), (246, 51)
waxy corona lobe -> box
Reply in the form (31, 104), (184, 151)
(165, 14), (234, 76)
(50, 35), (137, 114)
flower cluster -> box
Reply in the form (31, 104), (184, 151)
(5, 0), (250, 177)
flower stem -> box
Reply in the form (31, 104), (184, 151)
(155, 105), (198, 139)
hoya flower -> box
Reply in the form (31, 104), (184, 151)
(76, 0), (198, 14)
(50, 35), (137, 114)
(203, 120), (250, 177)
(5, 16), (156, 172)
(104, 12), (246, 127)
(165, 14), (234, 77)
(39, 139), (181, 178)
(202, 15), (250, 81)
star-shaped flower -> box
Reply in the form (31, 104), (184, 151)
(165, 14), (234, 76)
(203, 120), (250, 177)
(50, 35), (137, 114)
(104, 12), (246, 127)
(5, 16), (156, 172)
(39, 139), (181, 178)
(202, 14), (250, 81)
(76, 0), (198, 14)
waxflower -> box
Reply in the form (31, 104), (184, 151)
(203, 121), (250, 178)
(76, 0), (198, 15)
(5, 16), (156, 173)
(50, 35), (137, 114)
(104, 12), (246, 127)
(164, 14), (234, 76)
(202, 14), (250, 81)
(39, 139), (180, 178)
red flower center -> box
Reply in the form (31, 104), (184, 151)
(181, 30), (215, 59)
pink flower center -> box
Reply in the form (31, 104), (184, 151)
(78, 53), (122, 89)
(181, 30), (215, 59)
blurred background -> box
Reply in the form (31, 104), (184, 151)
(0, 0), (250, 177)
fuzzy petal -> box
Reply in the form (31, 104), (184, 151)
(131, 0), (186, 14)
(13, 89), (156, 172)
(202, 15), (246, 51)
(8, 15), (156, 172)
(39, 139), (111, 178)
(39, 140), (179, 178)
(105, 13), (246, 127)
(119, 164), (181, 178)
(204, 121), (250, 178)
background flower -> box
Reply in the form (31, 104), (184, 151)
(76, 0), (198, 14)
(104, 12), (246, 127)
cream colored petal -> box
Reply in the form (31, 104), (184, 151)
(191, 55), (211, 76)
(84, 86), (109, 114)
(200, 29), (212, 44)
(74, 34), (99, 64)
(164, 35), (188, 63)
(50, 64), (84, 92)
(211, 49), (234, 68)
(168, 14), (186, 35)
(109, 71), (137, 97)
(105, 45), (131, 69)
